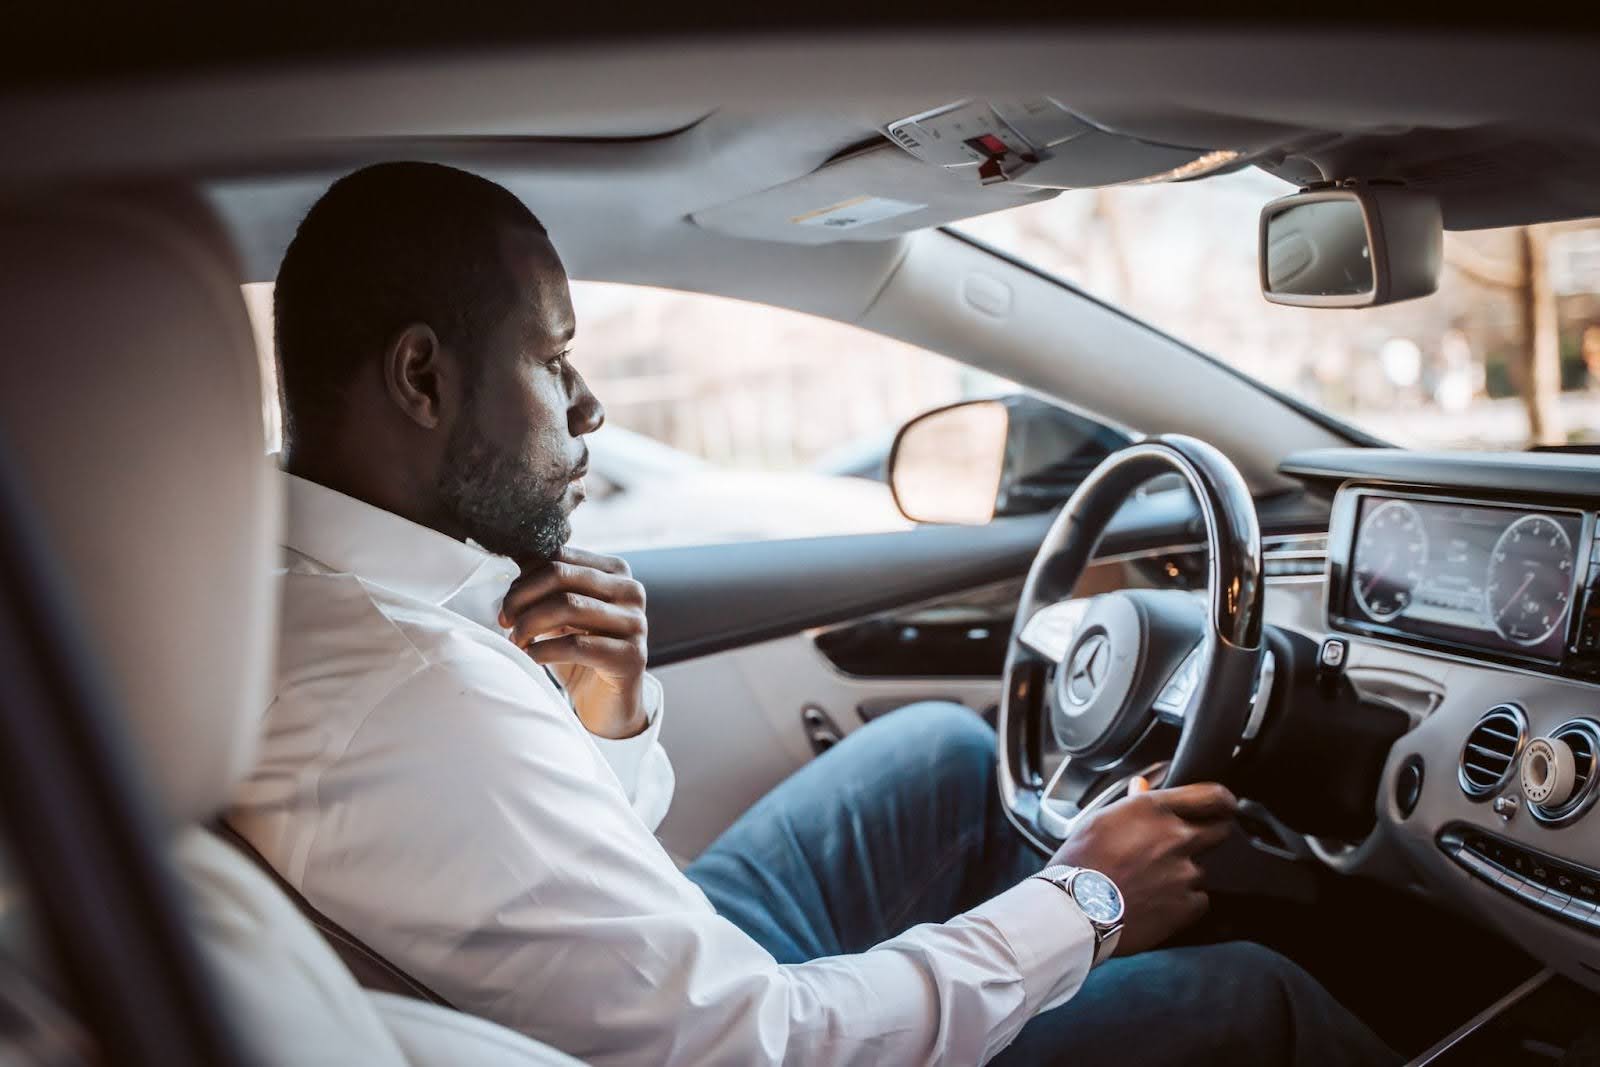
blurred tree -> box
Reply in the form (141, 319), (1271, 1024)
(1446, 225), (1564, 445)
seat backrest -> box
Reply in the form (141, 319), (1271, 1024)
(0, 186), (581, 1066)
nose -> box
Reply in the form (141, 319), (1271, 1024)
(566, 363), (604, 437)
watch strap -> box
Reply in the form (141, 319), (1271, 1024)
(1033, 865), (1123, 966)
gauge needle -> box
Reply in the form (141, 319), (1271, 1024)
(1360, 553), (1395, 600)
(1496, 572), (1536, 622)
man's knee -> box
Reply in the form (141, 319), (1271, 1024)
(1179, 942), (1349, 1058)
(865, 701), (995, 778)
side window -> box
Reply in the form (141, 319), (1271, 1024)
(241, 280), (1126, 551)
(566, 283), (1013, 551)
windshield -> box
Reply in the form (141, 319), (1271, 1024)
(955, 170), (1600, 451)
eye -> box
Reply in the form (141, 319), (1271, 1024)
(547, 350), (571, 375)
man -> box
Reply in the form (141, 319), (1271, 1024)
(232, 161), (1394, 1066)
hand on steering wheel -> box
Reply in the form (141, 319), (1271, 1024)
(1048, 777), (1238, 955)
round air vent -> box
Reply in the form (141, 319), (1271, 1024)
(1528, 719), (1600, 826)
(1459, 704), (1527, 799)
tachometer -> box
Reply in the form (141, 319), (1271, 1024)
(1486, 514), (1576, 647)
(1352, 500), (1428, 621)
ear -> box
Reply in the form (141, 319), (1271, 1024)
(382, 323), (455, 430)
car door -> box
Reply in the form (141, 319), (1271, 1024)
(565, 281), (1137, 860)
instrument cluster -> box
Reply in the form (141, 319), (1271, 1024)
(1329, 488), (1600, 674)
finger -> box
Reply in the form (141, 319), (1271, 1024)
(1183, 889), (1210, 925)
(1150, 782), (1237, 821)
(500, 563), (643, 623)
(557, 545), (630, 576)
(507, 593), (644, 648)
(526, 632), (644, 675)
(1178, 818), (1234, 856)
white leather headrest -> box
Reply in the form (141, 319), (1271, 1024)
(0, 190), (280, 828)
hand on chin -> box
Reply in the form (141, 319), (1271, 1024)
(498, 546), (650, 739)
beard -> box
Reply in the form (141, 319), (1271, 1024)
(435, 413), (572, 563)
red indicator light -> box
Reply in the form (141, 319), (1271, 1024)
(967, 133), (1010, 158)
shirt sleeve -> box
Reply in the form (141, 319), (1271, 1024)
(587, 672), (674, 830)
(280, 654), (1095, 1067)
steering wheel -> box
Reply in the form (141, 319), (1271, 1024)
(997, 435), (1270, 854)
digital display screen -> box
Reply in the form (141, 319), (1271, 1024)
(1345, 495), (1584, 661)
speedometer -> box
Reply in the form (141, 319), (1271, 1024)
(1486, 515), (1576, 647)
(1352, 500), (1428, 621)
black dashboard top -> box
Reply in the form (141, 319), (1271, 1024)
(1282, 448), (1600, 502)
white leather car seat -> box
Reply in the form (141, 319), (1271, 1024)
(0, 187), (583, 1066)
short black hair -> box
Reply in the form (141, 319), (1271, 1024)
(273, 161), (547, 449)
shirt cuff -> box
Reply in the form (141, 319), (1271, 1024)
(969, 876), (1097, 1016)
(589, 674), (671, 819)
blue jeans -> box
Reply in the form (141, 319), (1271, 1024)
(685, 702), (1397, 1066)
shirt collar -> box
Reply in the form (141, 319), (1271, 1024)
(281, 472), (519, 629)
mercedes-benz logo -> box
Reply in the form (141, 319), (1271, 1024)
(1066, 634), (1110, 706)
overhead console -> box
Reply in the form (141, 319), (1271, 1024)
(690, 97), (1248, 245)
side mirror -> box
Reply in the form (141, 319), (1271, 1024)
(888, 395), (1127, 525)
(888, 398), (1010, 525)
(1259, 185), (1442, 308)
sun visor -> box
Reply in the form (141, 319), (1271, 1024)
(690, 141), (1055, 245)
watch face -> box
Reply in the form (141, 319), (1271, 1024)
(1071, 870), (1123, 924)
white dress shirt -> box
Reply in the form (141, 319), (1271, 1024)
(232, 472), (1094, 1066)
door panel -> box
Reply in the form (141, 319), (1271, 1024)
(629, 488), (1205, 666)
(652, 631), (1004, 860)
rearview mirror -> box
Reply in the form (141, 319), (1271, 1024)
(1259, 185), (1442, 308)
(888, 396), (1128, 525)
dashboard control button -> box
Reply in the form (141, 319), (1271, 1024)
(1538, 890), (1572, 915)
(1439, 828), (1600, 936)
(1513, 879), (1548, 907)
(1458, 850), (1496, 879)
(1564, 897), (1600, 924)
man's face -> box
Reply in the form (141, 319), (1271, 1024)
(435, 228), (603, 562)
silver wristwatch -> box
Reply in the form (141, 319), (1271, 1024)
(1033, 864), (1125, 966)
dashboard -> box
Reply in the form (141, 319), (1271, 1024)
(1279, 448), (1600, 998)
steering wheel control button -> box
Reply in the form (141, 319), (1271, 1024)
(1521, 736), (1578, 807)
(1395, 755), (1425, 818)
